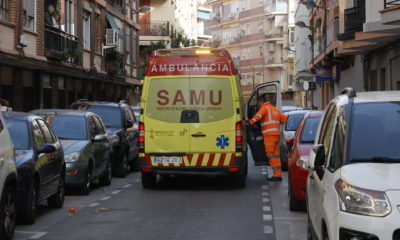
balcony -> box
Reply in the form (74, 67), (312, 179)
(265, 56), (283, 67)
(107, 0), (126, 15)
(384, 0), (400, 8)
(139, 21), (170, 36)
(264, 0), (287, 14)
(221, 36), (240, 46)
(44, 26), (80, 64)
(222, 12), (239, 23)
(338, 2), (365, 40)
(264, 29), (283, 40)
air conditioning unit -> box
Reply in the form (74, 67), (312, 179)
(106, 29), (118, 46)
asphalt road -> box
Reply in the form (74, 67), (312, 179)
(14, 152), (307, 240)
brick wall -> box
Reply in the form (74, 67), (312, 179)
(36, 0), (45, 56)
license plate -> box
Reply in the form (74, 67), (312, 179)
(154, 156), (182, 164)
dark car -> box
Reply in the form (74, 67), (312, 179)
(130, 104), (140, 122)
(279, 110), (309, 171)
(3, 112), (65, 224)
(30, 110), (113, 194)
(286, 111), (322, 211)
(72, 100), (139, 178)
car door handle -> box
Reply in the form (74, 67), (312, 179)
(191, 134), (206, 137)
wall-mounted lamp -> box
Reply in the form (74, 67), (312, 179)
(295, 21), (311, 29)
(300, 0), (329, 10)
(283, 46), (296, 52)
(133, 5), (151, 14)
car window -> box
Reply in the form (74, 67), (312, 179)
(88, 106), (123, 128)
(32, 120), (46, 150)
(88, 117), (97, 137)
(51, 115), (88, 140)
(300, 117), (321, 143)
(349, 101), (400, 161)
(318, 104), (335, 143)
(37, 119), (55, 144)
(322, 107), (337, 164)
(92, 116), (105, 135)
(285, 113), (306, 131)
(4, 118), (30, 150)
(329, 109), (346, 170)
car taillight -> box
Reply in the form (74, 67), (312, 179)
(236, 121), (243, 152)
(139, 122), (144, 153)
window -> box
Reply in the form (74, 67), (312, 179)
(23, 0), (35, 31)
(380, 68), (386, 90)
(328, 110), (345, 171)
(247, 48), (250, 59)
(32, 120), (46, 150)
(132, 35), (137, 64)
(0, 0), (10, 22)
(369, 70), (377, 91)
(259, 46), (263, 57)
(258, 21), (263, 32)
(83, 12), (91, 50)
(37, 119), (55, 144)
(126, 33), (130, 64)
(64, 0), (75, 35)
(289, 27), (295, 44)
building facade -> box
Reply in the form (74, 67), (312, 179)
(0, 0), (141, 111)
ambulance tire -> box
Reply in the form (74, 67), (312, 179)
(115, 153), (128, 178)
(233, 170), (246, 188)
(142, 173), (156, 188)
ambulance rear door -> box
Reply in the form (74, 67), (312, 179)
(245, 82), (281, 166)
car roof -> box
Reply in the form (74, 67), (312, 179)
(30, 109), (88, 116)
(3, 111), (38, 121)
(353, 91), (400, 103)
(304, 110), (324, 119)
(285, 110), (310, 116)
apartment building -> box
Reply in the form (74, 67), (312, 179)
(0, 0), (141, 111)
(205, 0), (288, 100)
(197, 3), (212, 46)
(302, 0), (400, 109)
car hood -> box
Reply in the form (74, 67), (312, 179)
(299, 144), (313, 157)
(61, 140), (88, 154)
(15, 150), (33, 167)
(340, 163), (400, 191)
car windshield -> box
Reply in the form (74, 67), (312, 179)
(285, 113), (306, 131)
(4, 118), (30, 150)
(349, 102), (400, 161)
(88, 106), (122, 128)
(51, 115), (87, 140)
(300, 117), (320, 143)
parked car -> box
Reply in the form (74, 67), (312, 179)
(279, 110), (309, 171)
(30, 110), (113, 194)
(130, 104), (140, 122)
(306, 88), (400, 240)
(282, 106), (308, 114)
(72, 101), (139, 178)
(0, 112), (17, 240)
(286, 111), (322, 211)
(3, 112), (65, 224)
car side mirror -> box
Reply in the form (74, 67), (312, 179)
(313, 144), (326, 178)
(38, 144), (56, 154)
(125, 119), (133, 129)
(93, 134), (106, 142)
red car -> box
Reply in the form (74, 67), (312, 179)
(286, 111), (323, 211)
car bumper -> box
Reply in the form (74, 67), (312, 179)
(290, 165), (308, 201)
(329, 209), (400, 239)
(65, 163), (87, 187)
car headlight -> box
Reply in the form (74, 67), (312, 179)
(335, 179), (391, 217)
(65, 152), (80, 163)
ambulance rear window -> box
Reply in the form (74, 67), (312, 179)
(146, 77), (234, 123)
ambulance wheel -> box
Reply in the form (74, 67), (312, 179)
(142, 172), (156, 188)
(233, 172), (246, 188)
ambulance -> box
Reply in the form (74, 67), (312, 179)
(138, 48), (247, 188)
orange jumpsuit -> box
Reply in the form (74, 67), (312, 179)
(249, 102), (287, 177)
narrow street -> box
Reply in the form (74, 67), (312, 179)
(14, 151), (307, 240)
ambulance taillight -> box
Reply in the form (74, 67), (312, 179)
(236, 122), (243, 152)
(139, 122), (145, 153)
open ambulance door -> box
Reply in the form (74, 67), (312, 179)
(245, 82), (281, 166)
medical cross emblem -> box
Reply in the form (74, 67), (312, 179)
(216, 135), (229, 149)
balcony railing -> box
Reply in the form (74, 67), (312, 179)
(140, 20), (170, 36)
(265, 30), (283, 39)
(222, 36), (239, 46)
(222, 12), (239, 23)
(44, 26), (79, 64)
(107, 0), (126, 14)
(384, 0), (400, 8)
(265, 56), (282, 65)
(344, 3), (365, 33)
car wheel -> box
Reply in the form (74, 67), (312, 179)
(129, 155), (140, 172)
(233, 172), (246, 188)
(281, 150), (288, 171)
(0, 185), (17, 240)
(99, 161), (112, 186)
(289, 178), (303, 211)
(22, 179), (37, 224)
(80, 166), (92, 195)
(141, 172), (156, 188)
(47, 175), (65, 208)
(115, 153), (127, 178)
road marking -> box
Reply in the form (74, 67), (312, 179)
(273, 217), (307, 220)
(264, 226), (274, 234)
(134, 179), (141, 183)
(30, 232), (47, 239)
(262, 198), (270, 203)
(262, 185), (268, 190)
(262, 192), (269, 196)
(263, 206), (271, 212)
(89, 202), (99, 207)
(263, 214), (273, 221)
(100, 196), (111, 201)
(112, 190), (121, 195)
(262, 172), (267, 175)
(123, 183), (132, 188)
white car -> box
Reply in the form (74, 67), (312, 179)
(306, 88), (400, 240)
(0, 111), (17, 240)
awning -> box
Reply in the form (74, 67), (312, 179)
(107, 13), (124, 40)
